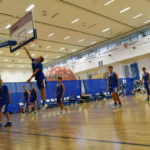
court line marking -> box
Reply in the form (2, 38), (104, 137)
(1, 130), (150, 147)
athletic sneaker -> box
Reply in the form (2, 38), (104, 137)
(42, 104), (48, 110)
(21, 113), (26, 116)
(0, 123), (2, 127)
(112, 104), (117, 109)
(32, 111), (38, 115)
(4, 122), (12, 127)
(118, 103), (122, 108)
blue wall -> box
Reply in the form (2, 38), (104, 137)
(83, 78), (133, 95)
(4, 78), (133, 113)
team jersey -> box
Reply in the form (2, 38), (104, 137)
(23, 90), (29, 102)
(143, 72), (149, 83)
(56, 83), (64, 98)
(0, 85), (9, 104)
(30, 88), (37, 100)
(123, 84), (127, 90)
(108, 72), (118, 88)
(32, 58), (45, 80)
(120, 84), (123, 91)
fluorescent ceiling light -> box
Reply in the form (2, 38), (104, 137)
(132, 13), (143, 19)
(60, 47), (65, 51)
(20, 65), (24, 68)
(72, 18), (80, 24)
(91, 41), (97, 45)
(144, 20), (150, 24)
(0, 51), (3, 54)
(48, 33), (55, 37)
(44, 55), (49, 58)
(26, 4), (35, 12)
(46, 46), (51, 49)
(71, 49), (77, 52)
(8, 65), (12, 67)
(104, 0), (114, 6)
(78, 39), (85, 43)
(28, 29), (33, 34)
(31, 53), (35, 56)
(16, 52), (20, 56)
(30, 44), (35, 47)
(120, 7), (131, 13)
(56, 56), (60, 58)
(4, 59), (8, 62)
(102, 28), (110, 32)
(64, 36), (71, 40)
(5, 24), (11, 29)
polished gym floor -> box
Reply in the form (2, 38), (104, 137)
(0, 95), (150, 150)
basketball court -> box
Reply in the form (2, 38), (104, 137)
(0, 0), (150, 150)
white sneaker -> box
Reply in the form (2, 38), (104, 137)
(112, 105), (117, 109)
(21, 113), (26, 116)
(42, 104), (48, 110)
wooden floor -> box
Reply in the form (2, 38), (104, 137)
(0, 95), (150, 150)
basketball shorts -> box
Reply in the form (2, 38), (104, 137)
(57, 97), (63, 103)
(37, 79), (47, 89)
(109, 87), (118, 94)
(0, 104), (8, 113)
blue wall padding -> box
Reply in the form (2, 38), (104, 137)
(83, 78), (133, 96)
(3, 79), (133, 113)
(3, 80), (81, 113)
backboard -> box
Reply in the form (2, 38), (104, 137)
(10, 12), (37, 52)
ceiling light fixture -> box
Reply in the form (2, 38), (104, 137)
(132, 13), (143, 19)
(31, 53), (35, 56)
(78, 39), (85, 43)
(60, 47), (65, 51)
(30, 44), (35, 47)
(46, 46), (51, 49)
(44, 55), (49, 58)
(102, 28), (110, 32)
(26, 4), (35, 12)
(4, 59), (8, 62)
(104, 0), (115, 6)
(28, 29), (33, 34)
(144, 20), (150, 24)
(71, 49), (77, 52)
(5, 24), (11, 29)
(72, 18), (80, 24)
(120, 7), (131, 13)
(91, 41), (97, 45)
(0, 51), (3, 54)
(56, 56), (60, 58)
(48, 33), (55, 37)
(16, 52), (20, 56)
(64, 36), (71, 40)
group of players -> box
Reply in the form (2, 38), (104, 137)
(0, 46), (65, 127)
(107, 66), (150, 109)
(0, 46), (150, 126)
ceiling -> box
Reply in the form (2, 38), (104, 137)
(0, 0), (150, 69)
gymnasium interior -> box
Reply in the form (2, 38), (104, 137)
(0, 0), (150, 150)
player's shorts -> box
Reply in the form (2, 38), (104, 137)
(24, 102), (29, 107)
(37, 79), (47, 89)
(30, 99), (37, 104)
(0, 104), (8, 113)
(57, 97), (63, 103)
(144, 83), (150, 89)
(109, 87), (118, 94)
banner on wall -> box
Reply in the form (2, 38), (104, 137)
(92, 73), (105, 79)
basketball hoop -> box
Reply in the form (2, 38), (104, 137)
(123, 43), (128, 48)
